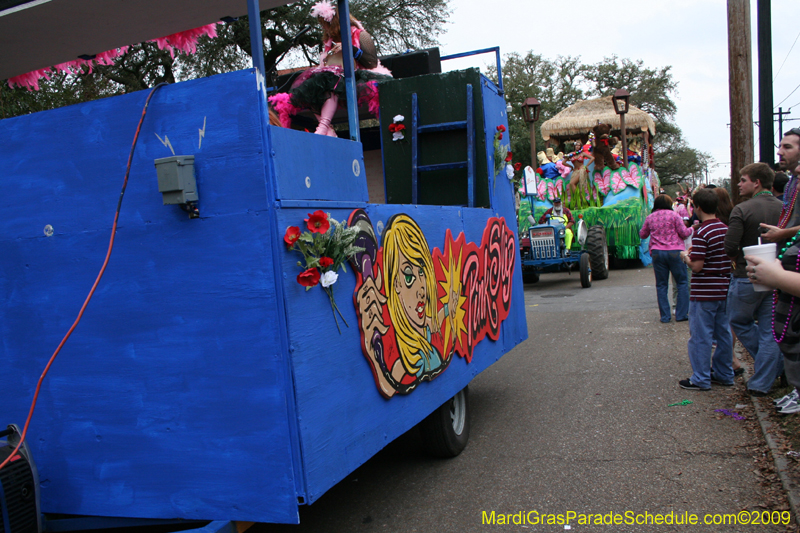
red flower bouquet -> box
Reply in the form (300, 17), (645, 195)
(284, 211), (364, 333)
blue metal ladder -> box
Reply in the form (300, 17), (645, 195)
(410, 84), (475, 207)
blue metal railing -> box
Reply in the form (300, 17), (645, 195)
(440, 46), (503, 94)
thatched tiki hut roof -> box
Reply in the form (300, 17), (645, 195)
(540, 96), (656, 143)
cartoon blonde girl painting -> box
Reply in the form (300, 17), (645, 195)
(384, 214), (450, 377)
(355, 213), (456, 397)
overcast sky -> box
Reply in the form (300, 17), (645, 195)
(436, 0), (799, 183)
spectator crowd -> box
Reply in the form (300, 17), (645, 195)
(640, 129), (800, 414)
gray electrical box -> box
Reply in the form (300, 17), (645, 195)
(154, 155), (198, 205)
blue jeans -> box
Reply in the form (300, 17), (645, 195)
(688, 299), (733, 388)
(728, 277), (783, 393)
(652, 250), (689, 322)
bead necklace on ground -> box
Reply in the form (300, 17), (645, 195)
(773, 231), (800, 343)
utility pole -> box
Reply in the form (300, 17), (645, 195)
(757, 0), (774, 167)
(728, 0), (754, 205)
(775, 107), (791, 141)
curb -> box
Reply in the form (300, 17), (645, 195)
(751, 392), (800, 518)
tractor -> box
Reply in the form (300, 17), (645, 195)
(520, 214), (609, 288)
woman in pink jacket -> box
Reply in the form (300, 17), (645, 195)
(640, 195), (693, 322)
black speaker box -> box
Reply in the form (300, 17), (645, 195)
(379, 47), (441, 79)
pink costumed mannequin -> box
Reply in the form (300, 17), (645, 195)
(268, 2), (391, 134)
(315, 95), (339, 137)
(312, 2), (342, 136)
(309, 1), (390, 136)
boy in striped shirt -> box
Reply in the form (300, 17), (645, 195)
(678, 188), (733, 390)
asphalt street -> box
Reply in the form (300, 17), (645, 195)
(256, 266), (791, 533)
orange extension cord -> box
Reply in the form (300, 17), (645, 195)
(0, 83), (166, 472)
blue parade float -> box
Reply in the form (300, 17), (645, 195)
(0, 0), (527, 529)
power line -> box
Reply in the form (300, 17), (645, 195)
(776, 80), (800, 109)
(774, 28), (800, 82)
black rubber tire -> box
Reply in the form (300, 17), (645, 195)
(579, 253), (592, 288)
(585, 225), (609, 280)
(523, 271), (540, 284)
(419, 387), (470, 458)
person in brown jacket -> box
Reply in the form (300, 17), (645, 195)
(724, 163), (783, 396)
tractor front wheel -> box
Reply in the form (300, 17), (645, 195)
(579, 253), (592, 288)
(586, 225), (609, 280)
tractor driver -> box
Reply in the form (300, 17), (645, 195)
(538, 197), (575, 251)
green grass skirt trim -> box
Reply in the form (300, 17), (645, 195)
(521, 197), (648, 259)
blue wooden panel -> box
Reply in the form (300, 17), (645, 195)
(480, 76), (517, 220)
(477, 77), (528, 348)
(0, 70), (302, 523)
(268, 126), (369, 203)
(0, 70), (269, 239)
(278, 203), (527, 503)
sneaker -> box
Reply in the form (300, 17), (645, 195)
(679, 379), (710, 391)
(734, 367), (744, 376)
(778, 398), (800, 415)
(748, 389), (769, 397)
(711, 376), (734, 386)
(775, 389), (799, 407)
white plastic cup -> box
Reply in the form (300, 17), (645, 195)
(743, 243), (777, 292)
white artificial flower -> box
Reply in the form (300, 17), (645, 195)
(393, 114), (404, 123)
(505, 163), (515, 180)
(392, 131), (405, 141)
(320, 271), (339, 288)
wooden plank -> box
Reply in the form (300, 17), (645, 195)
(380, 70), (488, 207)
(269, 126), (369, 203)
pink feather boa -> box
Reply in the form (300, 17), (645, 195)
(268, 92), (302, 129)
(358, 80), (381, 117)
(154, 24), (218, 58)
(7, 24), (216, 91)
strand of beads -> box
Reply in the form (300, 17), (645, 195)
(773, 233), (800, 343)
(778, 185), (798, 229)
(752, 190), (773, 199)
(779, 233), (800, 260)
